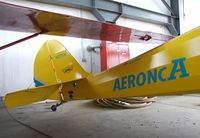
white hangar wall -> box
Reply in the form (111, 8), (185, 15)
(181, 0), (200, 33)
(113, 0), (171, 15)
(0, 32), (100, 95)
(0, 0), (176, 96)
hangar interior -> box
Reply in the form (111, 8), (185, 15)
(1, 0), (200, 138)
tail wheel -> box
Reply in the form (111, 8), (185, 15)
(51, 105), (57, 111)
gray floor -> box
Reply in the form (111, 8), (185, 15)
(1, 95), (200, 138)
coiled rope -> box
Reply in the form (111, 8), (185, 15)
(94, 97), (157, 108)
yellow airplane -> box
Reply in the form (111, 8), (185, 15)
(1, 2), (200, 111)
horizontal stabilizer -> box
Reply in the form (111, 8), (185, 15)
(4, 83), (61, 108)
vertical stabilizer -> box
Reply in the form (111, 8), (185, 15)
(34, 40), (89, 86)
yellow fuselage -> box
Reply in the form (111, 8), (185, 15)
(4, 27), (200, 109)
(61, 27), (200, 101)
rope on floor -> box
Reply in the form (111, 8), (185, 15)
(94, 97), (157, 108)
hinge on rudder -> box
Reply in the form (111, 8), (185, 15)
(68, 91), (74, 100)
(68, 81), (78, 100)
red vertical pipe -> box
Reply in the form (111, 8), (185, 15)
(100, 41), (107, 71)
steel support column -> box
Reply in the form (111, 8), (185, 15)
(169, 0), (181, 35)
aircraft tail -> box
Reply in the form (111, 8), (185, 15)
(33, 40), (89, 100)
(34, 40), (89, 96)
(4, 40), (89, 108)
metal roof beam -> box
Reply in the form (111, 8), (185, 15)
(161, 0), (175, 16)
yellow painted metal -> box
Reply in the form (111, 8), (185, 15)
(34, 40), (89, 100)
(34, 40), (89, 84)
(4, 27), (200, 108)
(4, 83), (61, 108)
(60, 26), (200, 101)
(36, 12), (70, 36)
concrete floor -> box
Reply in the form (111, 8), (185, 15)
(1, 95), (200, 138)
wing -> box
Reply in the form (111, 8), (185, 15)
(0, 2), (174, 43)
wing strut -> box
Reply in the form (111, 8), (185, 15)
(0, 31), (44, 50)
